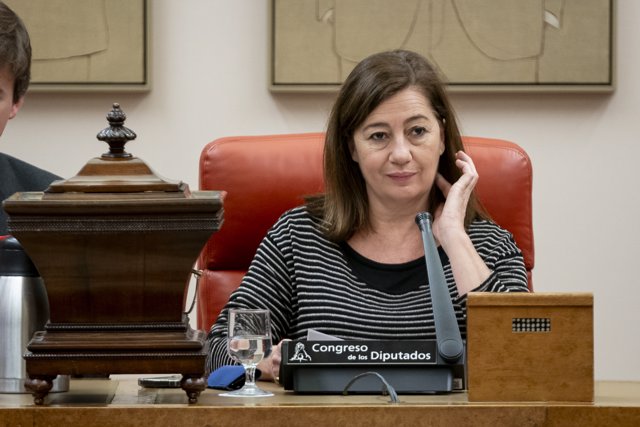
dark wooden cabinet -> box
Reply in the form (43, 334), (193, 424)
(3, 104), (223, 404)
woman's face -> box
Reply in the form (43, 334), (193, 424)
(351, 87), (444, 211)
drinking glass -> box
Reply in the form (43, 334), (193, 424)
(220, 308), (274, 397)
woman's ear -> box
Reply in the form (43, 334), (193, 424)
(350, 139), (359, 162)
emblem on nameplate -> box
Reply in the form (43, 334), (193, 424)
(290, 342), (313, 362)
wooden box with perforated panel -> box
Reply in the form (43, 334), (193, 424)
(466, 292), (593, 402)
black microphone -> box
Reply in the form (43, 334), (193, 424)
(415, 212), (464, 363)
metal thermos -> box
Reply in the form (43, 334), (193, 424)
(0, 236), (69, 393)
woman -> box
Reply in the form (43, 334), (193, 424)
(206, 50), (528, 380)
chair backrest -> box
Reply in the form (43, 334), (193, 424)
(197, 133), (534, 330)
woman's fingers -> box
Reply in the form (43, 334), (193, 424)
(454, 151), (478, 191)
(270, 339), (290, 382)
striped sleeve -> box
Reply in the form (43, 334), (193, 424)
(454, 220), (529, 307)
(205, 212), (296, 373)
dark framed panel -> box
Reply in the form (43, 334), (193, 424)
(270, 0), (614, 93)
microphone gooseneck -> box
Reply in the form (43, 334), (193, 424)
(415, 212), (464, 363)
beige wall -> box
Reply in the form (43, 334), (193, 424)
(2, 1), (636, 381)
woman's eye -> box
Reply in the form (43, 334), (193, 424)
(411, 126), (428, 137)
(369, 132), (387, 141)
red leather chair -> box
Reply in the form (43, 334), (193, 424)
(197, 133), (534, 331)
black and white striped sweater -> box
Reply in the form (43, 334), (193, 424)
(206, 206), (528, 372)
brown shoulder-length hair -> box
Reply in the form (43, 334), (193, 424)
(307, 50), (489, 242)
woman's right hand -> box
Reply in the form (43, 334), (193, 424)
(257, 339), (290, 383)
(432, 150), (479, 248)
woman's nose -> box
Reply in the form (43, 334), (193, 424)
(388, 136), (412, 164)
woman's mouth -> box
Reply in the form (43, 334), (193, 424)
(387, 171), (416, 183)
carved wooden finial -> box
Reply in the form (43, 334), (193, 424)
(96, 103), (137, 158)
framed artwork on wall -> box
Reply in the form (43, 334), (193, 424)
(270, 0), (615, 93)
(6, 0), (149, 92)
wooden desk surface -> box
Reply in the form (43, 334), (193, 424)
(1, 377), (639, 427)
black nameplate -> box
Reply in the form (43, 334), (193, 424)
(284, 340), (437, 365)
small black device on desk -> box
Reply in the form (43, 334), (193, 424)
(138, 376), (181, 388)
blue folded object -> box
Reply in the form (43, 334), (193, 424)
(207, 365), (247, 390)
